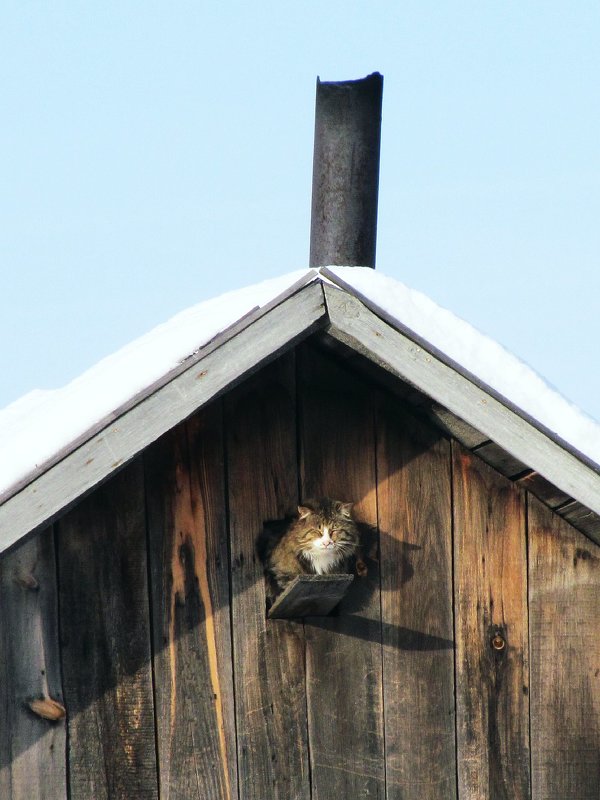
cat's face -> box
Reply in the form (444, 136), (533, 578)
(295, 499), (359, 562)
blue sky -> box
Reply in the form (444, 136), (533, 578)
(2, 3), (600, 422)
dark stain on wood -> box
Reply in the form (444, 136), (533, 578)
(144, 403), (237, 800)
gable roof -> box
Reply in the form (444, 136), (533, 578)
(2, 267), (600, 554)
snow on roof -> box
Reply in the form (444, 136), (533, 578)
(0, 269), (313, 496)
(2, 266), (600, 502)
(328, 267), (600, 468)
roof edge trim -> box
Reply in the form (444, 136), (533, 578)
(0, 281), (328, 555)
(320, 267), (600, 477)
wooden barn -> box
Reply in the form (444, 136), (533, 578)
(2, 75), (600, 800)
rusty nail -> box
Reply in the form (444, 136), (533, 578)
(491, 633), (506, 651)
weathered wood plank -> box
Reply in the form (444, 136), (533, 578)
(376, 396), (456, 800)
(473, 441), (529, 478)
(0, 529), (67, 800)
(422, 401), (488, 449)
(515, 471), (571, 509)
(556, 499), (600, 542)
(528, 495), (600, 800)
(226, 354), (310, 800)
(453, 443), (530, 800)
(324, 284), (600, 526)
(268, 574), (354, 619)
(145, 404), (237, 799)
(299, 344), (385, 800)
(0, 282), (328, 555)
(57, 460), (158, 800)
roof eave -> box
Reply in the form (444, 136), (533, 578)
(0, 280), (327, 555)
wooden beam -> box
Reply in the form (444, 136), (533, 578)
(323, 284), (600, 540)
(268, 574), (354, 619)
(0, 282), (327, 555)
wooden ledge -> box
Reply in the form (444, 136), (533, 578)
(268, 574), (354, 619)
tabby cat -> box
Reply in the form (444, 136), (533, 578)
(258, 498), (366, 601)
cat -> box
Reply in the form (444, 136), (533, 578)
(258, 498), (367, 602)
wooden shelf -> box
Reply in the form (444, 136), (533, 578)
(268, 573), (354, 619)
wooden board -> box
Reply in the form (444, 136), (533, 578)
(376, 396), (456, 800)
(516, 471), (571, 509)
(453, 443), (530, 800)
(528, 495), (600, 800)
(298, 344), (385, 800)
(144, 404), (237, 799)
(556, 499), (600, 543)
(472, 442), (529, 478)
(226, 354), (310, 800)
(0, 528), (67, 800)
(57, 460), (158, 800)
(268, 574), (354, 619)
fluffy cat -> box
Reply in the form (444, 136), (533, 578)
(258, 498), (366, 601)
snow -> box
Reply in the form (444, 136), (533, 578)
(328, 266), (600, 467)
(0, 269), (314, 495)
(2, 265), (600, 503)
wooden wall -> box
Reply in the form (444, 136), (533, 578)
(1, 343), (600, 800)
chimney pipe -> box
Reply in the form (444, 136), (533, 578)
(309, 72), (383, 269)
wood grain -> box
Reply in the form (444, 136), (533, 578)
(144, 403), (237, 799)
(57, 460), (158, 800)
(0, 529), (66, 800)
(528, 495), (600, 800)
(376, 396), (456, 800)
(298, 344), (385, 800)
(453, 443), (530, 800)
(226, 354), (310, 800)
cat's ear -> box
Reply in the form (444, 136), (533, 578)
(339, 502), (354, 518)
(297, 505), (312, 520)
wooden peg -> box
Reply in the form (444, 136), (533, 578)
(28, 697), (66, 721)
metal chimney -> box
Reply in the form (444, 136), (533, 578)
(309, 72), (383, 269)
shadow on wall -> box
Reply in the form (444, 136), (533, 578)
(0, 347), (455, 782)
